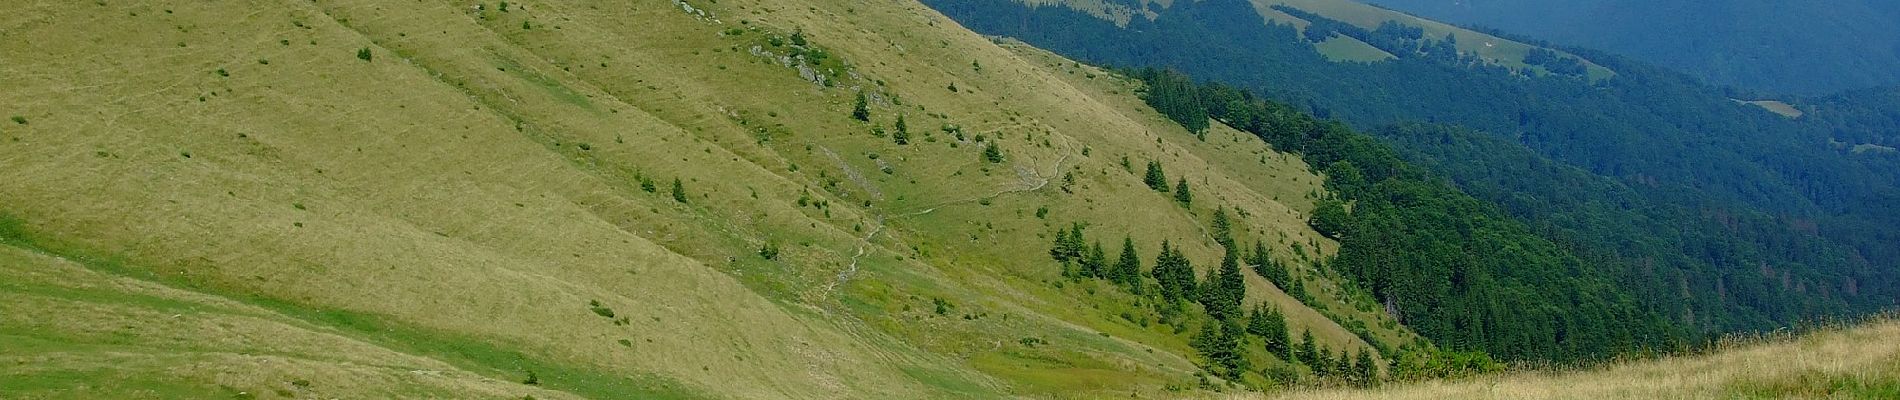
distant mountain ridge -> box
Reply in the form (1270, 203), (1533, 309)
(1364, 0), (1900, 95)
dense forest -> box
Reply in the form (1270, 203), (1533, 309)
(923, 0), (1900, 357)
(1137, 69), (1677, 362)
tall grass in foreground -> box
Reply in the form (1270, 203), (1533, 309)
(1257, 313), (1900, 399)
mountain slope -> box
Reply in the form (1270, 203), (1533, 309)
(0, 0), (1407, 397)
(923, 0), (1900, 343)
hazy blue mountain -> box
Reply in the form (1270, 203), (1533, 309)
(1364, 0), (1900, 94)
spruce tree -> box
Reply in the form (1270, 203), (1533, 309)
(1211, 208), (1233, 247)
(1202, 248), (1245, 321)
(1083, 241), (1108, 278)
(1143, 161), (1168, 192)
(1115, 236), (1142, 293)
(670, 178), (688, 203)
(1355, 350), (1377, 385)
(1151, 240), (1196, 302)
(1298, 329), (1317, 366)
(893, 114), (910, 145)
(1249, 304), (1292, 360)
(1191, 321), (1247, 380)
(1050, 229), (1073, 263)
(1173, 178), (1193, 206)
(852, 91), (871, 121)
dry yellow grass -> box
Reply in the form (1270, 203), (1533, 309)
(1256, 317), (1900, 400)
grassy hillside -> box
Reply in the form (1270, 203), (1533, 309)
(0, 0), (1403, 398)
(1263, 316), (1900, 399)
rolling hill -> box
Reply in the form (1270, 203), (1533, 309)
(6, 0), (1897, 398)
(0, 0), (1421, 397)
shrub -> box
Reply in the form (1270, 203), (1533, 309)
(355, 47), (372, 62)
(758, 242), (781, 260)
(982, 143), (1003, 163)
(588, 300), (616, 318)
(9, 116), (24, 125)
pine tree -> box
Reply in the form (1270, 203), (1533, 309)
(1211, 208), (1233, 247)
(670, 178), (688, 203)
(1191, 321), (1248, 380)
(852, 91), (871, 121)
(1330, 348), (1351, 377)
(1173, 178), (1193, 206)
(1067, 224), (1087, 261)
(1315, 347), (1335, 376)
(1151, 240), (1196, 302)
(1250, 241), (1293, 289)
(1115, 236), (1143, 293)
(1298, 329), (1317, 366)
(1353, 350), (1377, 386)
(1050, 229), (1073, 264)
(1217, 321), (1250, 378)
(1143, 161), (1168, 192)
(892, 114), (910, 145)
(1083, 241), (1108, 278)
(1249, 304), (1293, 360)
(1202, 248), (1245, 321)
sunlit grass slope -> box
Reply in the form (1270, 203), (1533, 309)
(0, 0), (1402, 398)
(1263, 317), (1900, 400)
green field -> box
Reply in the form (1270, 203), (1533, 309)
(1315, 36), (1397, 63)
(1737, 99), (1806, 118)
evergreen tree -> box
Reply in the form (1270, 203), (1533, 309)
(1201, 248), (1245, 321)
(1050, 229), (1073, 263)
(1173, 178), (1193, 206)
(1250, 241), (1292, 289)
(1248, 304), (1293, 360)
(982, 142), (1004, 163)
(1115, 236), (1143, 293)
(670, 178), (688, 203)
(893, 114), (910, 145)
(1144, 161), (1168, 192)
(1049, 223), (1087, 276)
(1315, 347), (1336, 376)
(1140, 68), (1209, 134)
(1151, 240), (1197, 302)
(1298, 329), (1317, 366)
(1210, 208), (1233, 247)
(852, 91), (870, 121)
(1083, 241), (1108, 278)
(1354, 350), (1377, 385)
(1331, 348), (1352, 377)
(1191, 321), (1248, 380)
